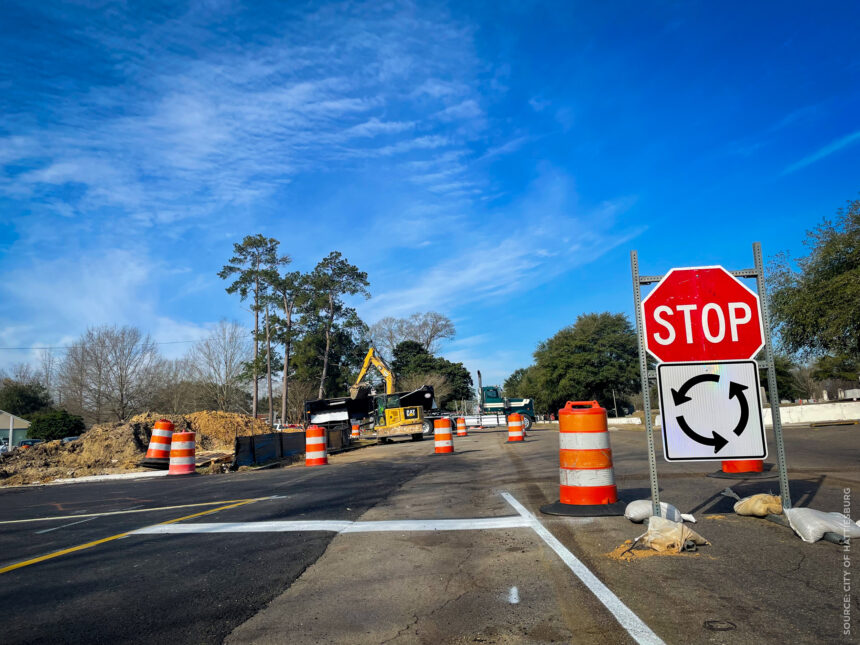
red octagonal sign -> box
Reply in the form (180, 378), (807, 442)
(642, 266), (764, 362)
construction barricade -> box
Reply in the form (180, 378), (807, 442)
(167, 431), (196, 476)
(434, 418), (454, 454)
(305, 425), (328, 466)
(506, 413), (524, 443)
(140, 419), (174, 469)
(541, 401), (626, 516)
(708, 458), (776, 479)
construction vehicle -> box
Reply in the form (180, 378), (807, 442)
(305, 347), (439, 443)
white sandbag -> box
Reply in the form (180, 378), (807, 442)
(641, 516), (709, 552)
(784, 507), (860, 543)
(624, 499), (696, 523)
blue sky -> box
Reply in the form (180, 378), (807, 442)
(1, 1), (859, 386)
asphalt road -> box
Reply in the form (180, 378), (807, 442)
(0, 422), (857, 644)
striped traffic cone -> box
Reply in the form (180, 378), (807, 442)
(708, 459), (776, 479)
(456, 418), (468, 437)
(305, 425), (328, 466)
(541, 401), (626, 516)
(139, 419), (174, 469)
(351, 423), (361, 440)
(434, 418), (453, 454)
(506, 413), (524, 443)
(167, 431), (196, 476)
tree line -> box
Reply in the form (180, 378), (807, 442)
(503, 196), (859, 414)
(0, 234), (472, 434)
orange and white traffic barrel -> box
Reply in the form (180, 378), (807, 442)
(506, 413), (524, 443)
(167, 431), (196, 476)
(305, 425), (328, 466)
(456, 417), (468, 437)
(140, 419), (174, 469)
(434, 418), (453, 454)
(708, 458), (775, 480)
(540, 401), (625, 516)
(351, 423), (361, 440)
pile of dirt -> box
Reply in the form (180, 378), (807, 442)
(0, 411), (278, 486)
(0, 421), (150, 486)
(186, 411), (272, 450)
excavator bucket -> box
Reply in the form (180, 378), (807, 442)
(350, 383), (371, 400)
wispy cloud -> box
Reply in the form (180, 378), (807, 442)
(782, 129), (860, 174)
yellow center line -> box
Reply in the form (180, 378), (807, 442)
(0, 498), (274, 525)
(0, 497), (270, 575)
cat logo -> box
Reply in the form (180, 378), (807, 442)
(404, 407), (418, 419)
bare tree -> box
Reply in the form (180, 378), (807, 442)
(370, 311), (456, 355)
(55, 326), (161, 423)
(398, 372), (452, 402)
(267, 270), (306, 424)
(287, 380), (317, 425)
(187, 321), (251, 412)
(38, 349), (58, 404)
(102, 326), (161, 420)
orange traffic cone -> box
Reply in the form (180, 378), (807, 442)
(167, 431), (196, 476)
(351, 423), (361, 440)
(541, 401), (626, 516)
(140, 419), (174, 469)
(456, 418), (468, 437)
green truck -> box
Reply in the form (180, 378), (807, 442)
(475, 370), (536, 431)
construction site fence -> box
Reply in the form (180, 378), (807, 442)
(233, 427), (349, 467)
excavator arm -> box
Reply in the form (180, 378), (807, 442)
(351, 347), (395, 397)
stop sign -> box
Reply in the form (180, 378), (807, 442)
(641, 266), (764, 362)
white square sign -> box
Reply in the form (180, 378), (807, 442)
(657, 360), (767, 462)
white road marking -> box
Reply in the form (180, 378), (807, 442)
(35, 516), (98, 534)
(501, 491), (665, 645)
(508, 586), (520, 604)
(131, 516), (531, 535)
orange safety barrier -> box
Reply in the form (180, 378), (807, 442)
(456, 417), (468, 437)
(434, 418), (454, 454)
(141, 419), (174, 469)
(305, 425), (328, 466)
(506, 413), (524, 443)
(540, 401), (625, 516)
(167, 431), (196, 476)
(351, 423), (361, 440)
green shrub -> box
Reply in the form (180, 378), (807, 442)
(28, 409), (85, 442)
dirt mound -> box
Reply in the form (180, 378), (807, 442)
(0, 411), (277, 485)
(128, 412), (191, 432)
(0, 421), (150, 486)
(187, 411), (271, 450)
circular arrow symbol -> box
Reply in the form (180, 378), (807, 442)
(672, 373), (751, 454)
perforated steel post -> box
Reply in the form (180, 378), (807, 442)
(753, 242), (792, 508)
(631, 250), (661, 516)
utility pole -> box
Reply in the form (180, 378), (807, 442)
(612, 389), (618, 418)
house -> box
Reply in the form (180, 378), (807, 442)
(0, 410), (31, 447)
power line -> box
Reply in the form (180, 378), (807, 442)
(0, 340), (198, 351)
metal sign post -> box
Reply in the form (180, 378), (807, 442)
(631, 250), (661, 516)
(631, 243), (792, 516)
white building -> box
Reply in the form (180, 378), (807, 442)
(1, 410), (31, 447)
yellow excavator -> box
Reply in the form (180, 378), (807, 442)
(350, 347), (425, 441)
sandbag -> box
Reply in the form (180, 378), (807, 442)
(641, 516), (710, 553)
(784, 508), (860, 544)
(624, 499), (696, 523)
(733, 494), (782, 517)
